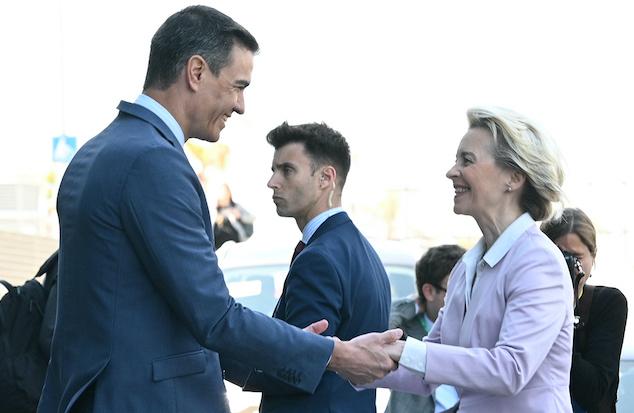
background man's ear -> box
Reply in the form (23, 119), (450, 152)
(320, 166), (337, 189)
(421, 283), (435, 302)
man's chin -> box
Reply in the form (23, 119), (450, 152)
(275, 208), (291, 218)
(187, 131), (220, 142)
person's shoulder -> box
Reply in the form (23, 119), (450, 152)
(392, 297), (416, 311)
(389, 297), (418, 328)
(593, 285), (627, 307)
(391, 297), (417, 312)
(519, 225), (558, 251)
(512, 226), (564, 265)
(586, 285), (628, 327)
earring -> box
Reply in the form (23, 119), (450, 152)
(506, 185), (512, 192)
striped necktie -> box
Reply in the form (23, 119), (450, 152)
(291, 241), (306, 263)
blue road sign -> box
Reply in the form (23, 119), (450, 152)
(52, 135), (77, 163)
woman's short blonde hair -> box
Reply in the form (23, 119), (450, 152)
(467, 107), (565, 221)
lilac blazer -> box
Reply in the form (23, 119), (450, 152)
(374, 217), (574, 412)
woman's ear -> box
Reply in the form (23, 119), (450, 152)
(508, 170), (526, 192)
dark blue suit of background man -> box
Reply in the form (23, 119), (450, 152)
(222, 122), (392, 413)
(38, 6), (400, 413)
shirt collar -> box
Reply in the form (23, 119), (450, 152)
(462, 212), (535, 308)
(462, 212), (535, 268)
(422, 313), (435, 332)
(302, 207), (345, 244)
(134, 94), (185, 147)
(484, 212), (535, 267)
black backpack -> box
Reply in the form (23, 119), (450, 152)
(0, 251), (58, 413)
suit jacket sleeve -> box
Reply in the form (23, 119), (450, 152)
(424, 247), (571, 396)
(120, 146), (333, 393)
(237, 248), (344, 394)
(571, 287), (628, 408)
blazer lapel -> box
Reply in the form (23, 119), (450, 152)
(274, 212), (350, 319)
(117, 101), (182, 149)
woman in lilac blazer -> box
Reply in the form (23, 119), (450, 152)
(373, 107), (574, 412)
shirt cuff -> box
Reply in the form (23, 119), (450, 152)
(399, 336), (427, 375)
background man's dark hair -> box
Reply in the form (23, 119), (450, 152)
(266, 122), (351, 188)
(143, 5), (259, 90)
(416, 244), (465, 302)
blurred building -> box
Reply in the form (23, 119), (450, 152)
(0, 230), (57, 285)
(0, 183), (57, 285)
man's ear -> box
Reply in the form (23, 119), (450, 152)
(186, 55), (207, 92)
(320, 166), (337, 190)
(421, 283), (435, 302)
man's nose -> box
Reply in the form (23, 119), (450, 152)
(267, 175), (277, 189)
(233, 91), (245, 115)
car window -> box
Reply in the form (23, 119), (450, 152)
(385, 265), (416, 300)
(224, 263), (416, 315)
(224, 265), (288, 315)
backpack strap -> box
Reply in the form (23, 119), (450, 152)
(35, 251), (59, 278)
(0, 279), (13, 292)
(0, 279), (15, 349)
(575, 284), (595, 351)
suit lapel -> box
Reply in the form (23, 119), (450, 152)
(117, 101), (182, 149)
(273, 212), (350, 319)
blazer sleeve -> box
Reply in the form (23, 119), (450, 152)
(424, 246), (571, 396)
(238, 248), (344, 394)
(571, 287), (628, 408)
(119, 146), (333, 393)
(358, 364), (432, 396)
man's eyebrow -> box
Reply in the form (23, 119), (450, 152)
(272, 161), (295, 171)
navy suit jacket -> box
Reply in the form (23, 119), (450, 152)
(223, 212), (391, 413)
(38, 102), (333, 413)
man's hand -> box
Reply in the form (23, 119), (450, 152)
(327, 329), (402, 385)
(303, 319), (329, 335)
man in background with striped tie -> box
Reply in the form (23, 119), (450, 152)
(223, 121), (392, 413)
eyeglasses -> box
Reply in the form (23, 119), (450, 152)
(433, 284), (447, 293)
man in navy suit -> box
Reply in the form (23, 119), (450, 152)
(222, 122), (392, 412)
(38, 6), (400, 413)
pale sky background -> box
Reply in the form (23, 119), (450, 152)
(1, 1), (633, 340)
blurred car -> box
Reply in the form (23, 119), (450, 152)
(216, 236), (420, 412)
(217, 237), (419, 316)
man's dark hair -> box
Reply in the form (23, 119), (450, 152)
(266, 122), (351, 188)
(143, 5), (259, 90)
(416, 244), (465, 302)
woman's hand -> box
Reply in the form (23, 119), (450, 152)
(384, 339), (405, 362)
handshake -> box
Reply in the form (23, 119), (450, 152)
(304, 319), (405, 385)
